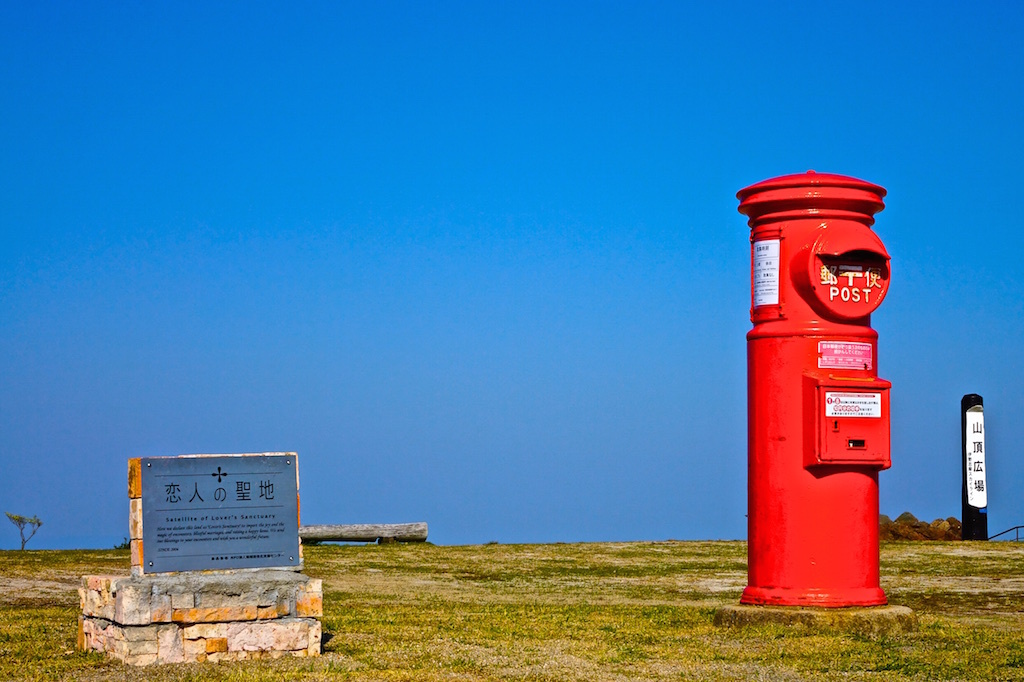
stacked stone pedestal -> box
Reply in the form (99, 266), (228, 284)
(78, 570), (322, 665)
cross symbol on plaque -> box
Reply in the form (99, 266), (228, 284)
(211, 466), (228, 483)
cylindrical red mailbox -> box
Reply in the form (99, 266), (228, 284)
(738, 171), (891, 607)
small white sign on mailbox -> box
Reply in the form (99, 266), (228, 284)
(753, 239), (780, 307)
(824, 391), (882, 418)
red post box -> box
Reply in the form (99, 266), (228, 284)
(738, 171), (891, 607)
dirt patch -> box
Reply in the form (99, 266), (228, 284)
(0, 576), (80, 606)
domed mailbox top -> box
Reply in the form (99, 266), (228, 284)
(737, 170), (886, 227)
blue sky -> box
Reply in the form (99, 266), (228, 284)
(2, 1), (1023, 548)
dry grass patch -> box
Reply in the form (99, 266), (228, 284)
(1, 541), (1023, 680)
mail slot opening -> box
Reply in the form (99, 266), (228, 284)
(848, 439), (866, 449)
(825, 248), (888, 264)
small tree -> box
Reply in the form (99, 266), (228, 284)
(5, 512), (42, 550)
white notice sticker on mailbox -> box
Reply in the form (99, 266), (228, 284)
(752, 239), (780, 307)
(824, 392), (882, 418)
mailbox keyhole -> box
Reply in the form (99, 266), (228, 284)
(832, 420), (840, 432)
(848, 439), (866, 449)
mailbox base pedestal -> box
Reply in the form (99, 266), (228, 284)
(713, 604), (916, 637)
(741, 585), (886, 607)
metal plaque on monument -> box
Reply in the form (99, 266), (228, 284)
(140, 453), (301, 573)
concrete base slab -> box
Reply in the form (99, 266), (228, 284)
(713, 604), (917, 637)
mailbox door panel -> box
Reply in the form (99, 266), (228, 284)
(807, 381), (891, 468)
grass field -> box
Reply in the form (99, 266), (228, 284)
(1, 540), (1023, 680)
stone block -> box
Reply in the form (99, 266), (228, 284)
(128, 638), (159, 655)
(228, 618), (311, 652)
(258, 605), (276, 619)
(194, 590), (238, 609)
(129, 498), (143, 540)
(130, 539), (144, 569)
(128, 458), (142, 498)
(124, 653), (158, 666)
(256, 588), (279, 608)
(78, 617), (99, 651)
(109, 637), (131, 659)
(107, 623), (126, 642)
(114, 583), (151, 626)
(206, 637), (229, 653)
(157, 625), (184, 663)
(207, 650), (245, 662)
(87, 575), (114, 591)
(122, 625), (158, 643)
(173, 605), (258, 623)
(296, 590), (322, 617)
(308, 620), (322, 655)
(80, 575), (119, 619)
(277, 595), (295, 616)
(88, 593), (114, 620)
(182, 636), (208, 662)
(197, 585), (278, 610)
(151, 593), (172, 622)
(182, 622), (228, 640)
(171, 592), (195, 609)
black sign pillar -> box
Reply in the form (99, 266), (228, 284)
(961, 394), (988, 541)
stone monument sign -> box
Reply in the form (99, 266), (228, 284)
(79, 452), (322, 665)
